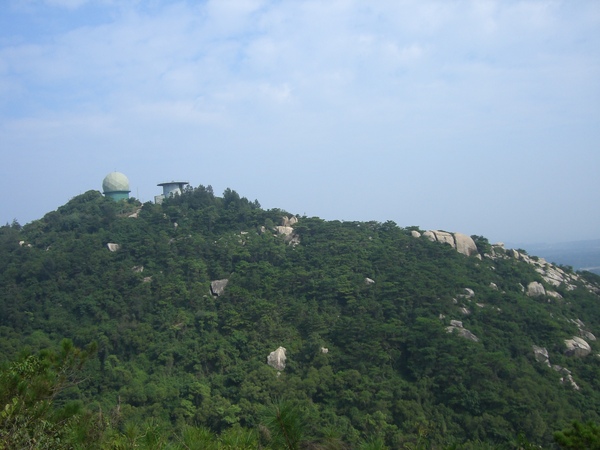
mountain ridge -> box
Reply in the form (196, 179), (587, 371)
(1, 186), (599, 449)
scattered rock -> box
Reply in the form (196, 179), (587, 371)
(132, 265), (144, 273)
(321, 347), (329, 354)
(459, 307), (471, 315)
(450, 320), (463, 328)
(142, 276), (152, 283)
(267, 347), (287, 370)
(210, 279), (229, 296)
(489, 282), (498, 290)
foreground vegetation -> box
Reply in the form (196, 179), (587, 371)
(1, 186), (600, 448)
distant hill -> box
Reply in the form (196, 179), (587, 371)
(1, 186), (600, 449)
(515, 240), (600, 275)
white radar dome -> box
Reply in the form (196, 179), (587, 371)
(102, 172), (130, 193)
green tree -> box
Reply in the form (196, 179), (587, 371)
(554, 421), (600, 450)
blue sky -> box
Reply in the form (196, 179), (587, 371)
(1, 0), (598, 244)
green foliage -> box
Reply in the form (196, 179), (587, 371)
(0, 185), (599, 448)
(554, 421), (600, 449)
(0, 340), (96, 449)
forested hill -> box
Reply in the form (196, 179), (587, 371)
(1, 186), (600, 449)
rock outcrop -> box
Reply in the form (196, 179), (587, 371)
(446, 321), (479, 342)
(210, 279), (229, 296)
(267, 347), (287, 370)
(107, 243), (120, 252)
(532, 345), (550, 366)
(415, 230), (479, 257)
(275, 216), (300, 246)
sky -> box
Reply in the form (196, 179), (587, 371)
(0, 0), (599, 244)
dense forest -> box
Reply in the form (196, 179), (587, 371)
(1, 186), (600, 449)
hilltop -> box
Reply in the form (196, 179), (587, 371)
(1, 185), (599, 449)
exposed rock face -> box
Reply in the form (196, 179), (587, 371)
(564, 337), (592, 357)
(527, 282), (546, 297)
(434, 231), (455, 247)
(107, 243), (120, 252)
(489, 282), (498, 290)
(210, 279), (229, 296)
(267, 347), (287, 370)
(417, 230), (479, 257)
(422, 231), (436, 242)
(365, 278), (375, 285)
(132, 265), (144, 273)
(450, 320), (463, 328)
(532, 345), (550, 366)
(275, 219), (300, 246)
(275, 226), (294, 236)
(321, 347), (329, 354)
(281, 216), (298, 227)
(459, 307), (471, 315)
(411, 230), (421, 238)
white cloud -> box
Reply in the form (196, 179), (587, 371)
(0, 0), (599, 241)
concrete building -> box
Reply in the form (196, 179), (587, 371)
(155, 181), (189, 204)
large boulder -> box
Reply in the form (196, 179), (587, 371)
(267, 347), (287, 370)
(107, 243), (120, 252)
(454, 233), (478, 257)
(527, 282), (546, 297)
(564, 337), (592, 357)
